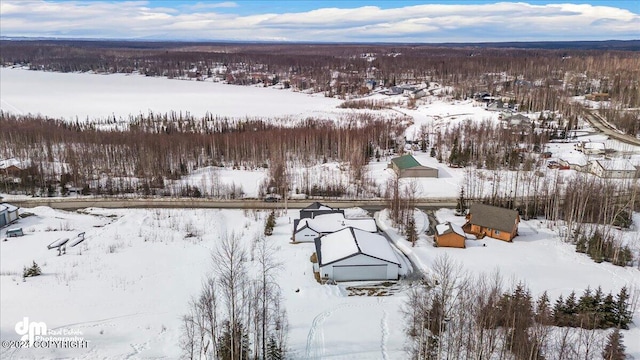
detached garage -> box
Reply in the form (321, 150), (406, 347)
(314, 227), (400, 282)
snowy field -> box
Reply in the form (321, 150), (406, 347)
(1, 207), (639, 359)
(2, 68), (639, 201)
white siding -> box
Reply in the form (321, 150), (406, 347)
(294, 227), (319, 242)
(6, 210), (18, 223)
(319, 254), (399, 281)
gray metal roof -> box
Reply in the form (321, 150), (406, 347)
(468, 203), (519, 233)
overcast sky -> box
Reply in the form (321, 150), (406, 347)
(1, 0), (638, 42)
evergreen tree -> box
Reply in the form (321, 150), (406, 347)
(535, 291), (552, 325)
(564, 291), (578, 327)
(552, 295), (566, 326)
(266, 336), (284, 360)
(601, 293), (617, 328)
(217, 321), (250, 360)
(264, 211), (276, 236)
(448, 136), (459, 166)
(614, 287), (632, 329)
(602, 328), (626, 360)
(23, 261), (42, 278)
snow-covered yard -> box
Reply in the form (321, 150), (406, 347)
(1, 206), (639, 358)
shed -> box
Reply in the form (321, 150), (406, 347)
(463, 203), (519, 242)
(0, 205), (7, 228)
(389, 155), (438, 178)
(0, 203), (19, 225)
(434, 222), (466, 248)
(299, 202), (344, 219)
(294, 213), (377, 242)
(314, 227), (400, 282)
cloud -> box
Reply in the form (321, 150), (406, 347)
(0, 1), (638, 42)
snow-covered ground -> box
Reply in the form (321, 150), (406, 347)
(0, 67), (345, 121)
(2, 206), (639, 358)
(2, 68), (638, 201)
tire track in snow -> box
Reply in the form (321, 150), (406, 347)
(0, 98), (24, 115)
(306, 300), (389, 360)
(305, 305), (336, 359)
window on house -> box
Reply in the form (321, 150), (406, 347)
(495, 230), (500, 235)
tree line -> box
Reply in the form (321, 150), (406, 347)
(0, 111), (406, 198)
(404, 256), (638, 359)
(2, 40), (638, 134)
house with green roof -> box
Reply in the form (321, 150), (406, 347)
(388, 154), (438, 178)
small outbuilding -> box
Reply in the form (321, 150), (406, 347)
(389, 154), (438, 178)
(0, 203), (19, 227)
(434, 222), (466, 248)
(299, 202), (344, 219)
(463, 203), (520, 242)
(294, 213), (377, 242)
(314, 227), (400, 282)
(0, 205), (7, 228)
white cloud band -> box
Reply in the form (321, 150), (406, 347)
(0, 1), (637, 42)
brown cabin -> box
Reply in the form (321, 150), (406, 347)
(434, 222), (466, 248)
(463, 204), (520, 242)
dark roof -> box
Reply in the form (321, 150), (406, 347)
(390, 155), (421, 170)
(468, 203), (519, 233)
(302, 202), (332, 211)
(505, 114), (530, 122)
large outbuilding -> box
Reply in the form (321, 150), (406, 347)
(388, 154), (438, 178)
(589, 159), (638, 179)
(314, 227), (400, 282)
(434, 222), (467, 248)
(293, 213), (377, 242)
(463, 203), (519, 242)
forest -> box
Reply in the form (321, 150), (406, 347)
(404, 257), (637, 360)
(1, 40), (639, 134)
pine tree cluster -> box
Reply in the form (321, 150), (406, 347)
(551, 286), (633, 329)
(575, 230), (634, 267)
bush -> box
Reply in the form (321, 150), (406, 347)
(23, 261), (42, 278)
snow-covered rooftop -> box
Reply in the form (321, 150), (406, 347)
(435, 222), (466, 238)
(0, 158), (22, 170)
(1, 203), (18, 212)
(316, 227), (399, 266)
(583, 142), (605, 150)
(559, 152), (589, 166)
(296, 213), (377, 233)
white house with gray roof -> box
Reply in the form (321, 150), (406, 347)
(589, 159), (638, 179)
(294, 213), (377, 242)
